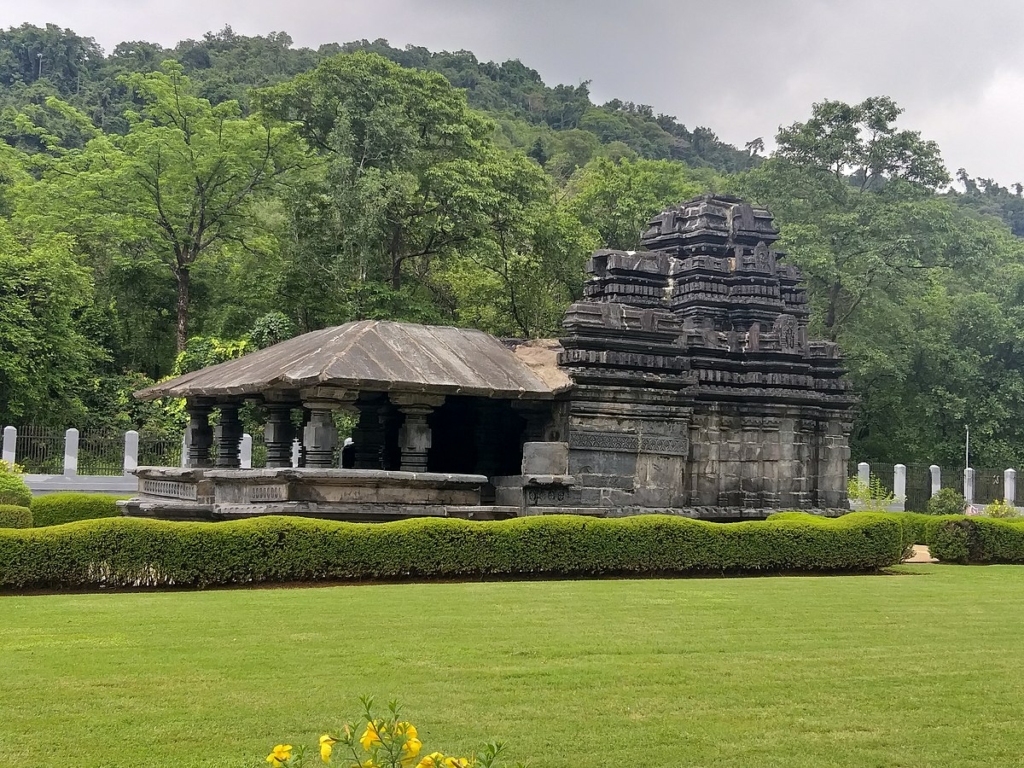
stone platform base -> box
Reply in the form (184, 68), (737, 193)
(122, 467), (492, 523)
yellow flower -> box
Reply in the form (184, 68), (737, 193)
(402, 737), (423, 760)
(266, 744), (293, 767)
(360, 721), (385, 751)
(395, 721), (421, 762)
(443, 759), (471, 768)
(320, 734), (338, 764)
(416, 752), (445, 768)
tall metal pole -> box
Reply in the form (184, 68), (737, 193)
(965, 425), (970, 471)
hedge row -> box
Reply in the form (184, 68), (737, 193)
(0, 512), (904, 589)
(930, 517), (1024, 564)
(0, 505), (32, 529)
(769, 511), (961, 557)
(31, 493), (125, 527)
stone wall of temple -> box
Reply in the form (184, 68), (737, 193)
(555, 194), (856, 516)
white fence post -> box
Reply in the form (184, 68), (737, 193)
(181, 431), (189, 468)
(2, 426), (15, 465)
(929, 465), (941, 497)
(894, 464), (907, 510)
(123, 430), (139, 475)
(291, 438), (301, 468)
(964, 467), (975, 507)
(857, 462), (870, 487)
(1004, 468), (1016, 506)
(240, 433), (253, 469)
(63, 428), (79, 477)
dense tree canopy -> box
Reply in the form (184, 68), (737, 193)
(2, 23), (1024, 471)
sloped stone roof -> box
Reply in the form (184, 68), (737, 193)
(136, 321), (570, 402)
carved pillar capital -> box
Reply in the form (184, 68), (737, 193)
(214, 401), (244, 468)
(391, 393), (444, 473)
(185, 398), (215, 469)
(264, 404), (297, 468)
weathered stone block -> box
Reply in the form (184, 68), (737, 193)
(522, 441), (569, 475)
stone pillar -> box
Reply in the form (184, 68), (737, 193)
(857, 462), (870, 487)
(264, 405), (295, 468)
(1005, 468), (1016, 506)
(63, 428), (79, 477)
(893, 464), (906, 511)
(123, 430), (139, 475)
(291, 438), (301, 468)
(186, 399), (215, 468)
(352, 398), (387, 470)
(392, 394), (445, 473)
(2, 426), (16, 465)
(964, 467), (975, 506)
(302, 404), (339, 469)
(929, 465), (941, 497)
(240, 434), (253, 469)
(215, 402), (244, 468)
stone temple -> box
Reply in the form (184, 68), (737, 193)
(125, 195), (855, 521)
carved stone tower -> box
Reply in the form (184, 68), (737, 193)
(557, 194), (855, 516)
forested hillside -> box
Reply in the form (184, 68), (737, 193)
(3, 22), (1024, 469)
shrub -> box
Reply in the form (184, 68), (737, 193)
(0, 512), (905, 590)
(983, 499), (1018, 518)
(0, 504), (32, 529)
(848, 474), (896, 511)
(267, 697), (510, 768)
(768, 511), (958, 561)
(930, 517), (1024, 564)
(31, 493), (125, 527)
(927, 488), (967, 516)
(0, 460), (31, 508)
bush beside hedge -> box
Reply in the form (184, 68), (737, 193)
(930, 517), (1024, 564)
(769, 511), (961, 558)
(31, 493), (126, 527)
(0, 474), (31, 507)
(0, 512), (904, 589)
(0, 505), (32, 529)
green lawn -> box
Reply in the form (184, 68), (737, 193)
(2, 566), (1023, 767)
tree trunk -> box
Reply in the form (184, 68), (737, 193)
(389, 225), (403, 290)
(176, 265), (191, 352)
(825, 280), (841, 341)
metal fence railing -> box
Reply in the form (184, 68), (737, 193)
(14, 425), (65, 474)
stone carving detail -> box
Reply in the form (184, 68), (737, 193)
(569, 431), (640, 453)
(248, 485), (287, 502)
(142, 480), (198, 500)
(773, 314), (798, 352)
(639, 436), (689, 456)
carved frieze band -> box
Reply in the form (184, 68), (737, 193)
(568, 431), (689, 457)
(142, 480), (198, 500)
(639, 436), (689, 456)
(248, 485), (287, 502)
(569, 431), (638, 453)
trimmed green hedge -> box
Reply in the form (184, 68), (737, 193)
(31, 493), (126, 527)
(0, 474), (31, 507)
(930, 517), (1024, 564)
(769, 511), (960, 558)
(0, 505), (32, 529)
(0, 512), (904, 589)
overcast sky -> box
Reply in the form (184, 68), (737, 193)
(7, 0), (1024, 184)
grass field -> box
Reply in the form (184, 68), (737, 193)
(2, 566), (1024, 767)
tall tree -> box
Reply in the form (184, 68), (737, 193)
(256, 51), (494, 319)
(22, 61), (301, 351)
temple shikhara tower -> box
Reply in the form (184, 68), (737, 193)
(559, 194), (854, 513)
(126, 195), (855, 521)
